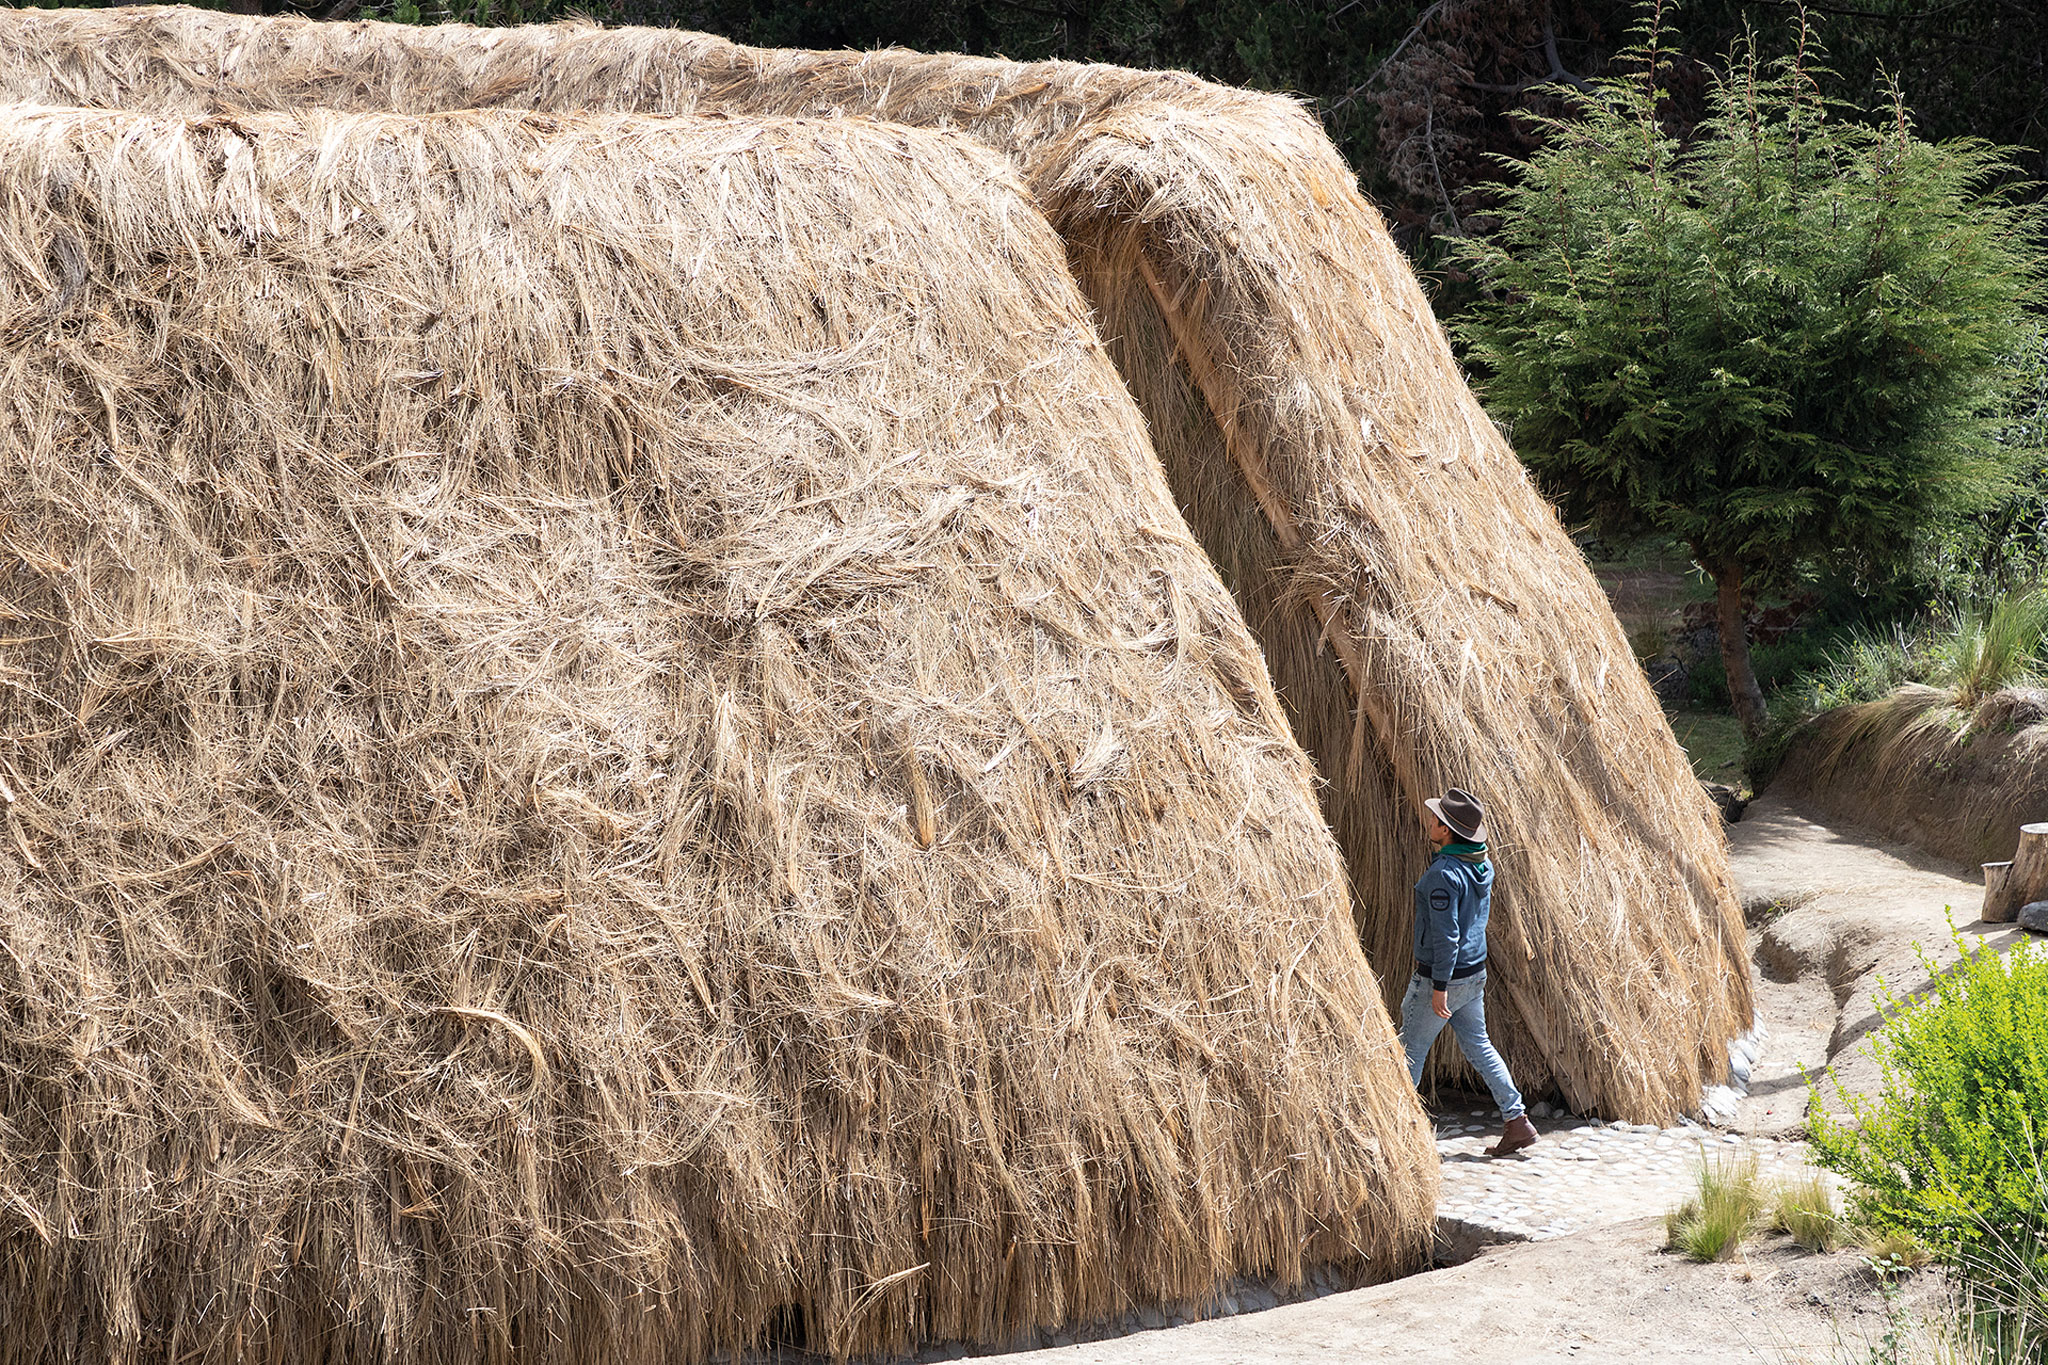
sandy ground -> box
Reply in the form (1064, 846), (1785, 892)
(975, 1218), (1945, 1365)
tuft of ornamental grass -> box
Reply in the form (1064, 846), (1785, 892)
(1950, 1224), (2048, 1365)
(1667, 1154), (1767, 1262)
(1859, 1226), (1933, 1273)
(1771, 1174), (1847, 1253)
(1664, 1159), (1859, 1263)
(1939, 586), (2048, 708)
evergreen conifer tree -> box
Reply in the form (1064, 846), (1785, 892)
(1456, 7), (2044, 744)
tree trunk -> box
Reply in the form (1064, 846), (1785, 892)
(1061, 1), (1095, 56)
(1983, 822), (2048, 923)
(1713, 563), (1768, 746)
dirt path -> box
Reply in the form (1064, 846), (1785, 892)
(875, 795), (2003, 1365)
(1728, 792), (2028, 1128)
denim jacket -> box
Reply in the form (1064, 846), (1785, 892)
(1412, 849), (1493, 989)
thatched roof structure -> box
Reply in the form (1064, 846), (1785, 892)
(0, 104), (1439, 1363)
(0, 7), (1756, 1122)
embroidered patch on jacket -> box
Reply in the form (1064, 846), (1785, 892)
(1428, 888), (1452, 911)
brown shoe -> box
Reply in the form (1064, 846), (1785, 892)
(1488, 1115), (1539, 1157)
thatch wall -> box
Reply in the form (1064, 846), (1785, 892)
(1772, 686), (2048, 870)
(0, 105), (1439, 1363)
(0, 5), (1756, 1121)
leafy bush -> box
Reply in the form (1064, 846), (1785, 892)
(1774, 624), (1940, 717)
(1919, 333), (2048, 605)
(1810, 932), (2048, 1359)
(1688, 628), (1864, 708)
(1747, 622), (1937, 781)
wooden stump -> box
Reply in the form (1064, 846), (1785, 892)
(1984, 822), (2048, 923)
(1985, 862), (2014, 919)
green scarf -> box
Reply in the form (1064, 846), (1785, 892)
(1439, 840), (1488, 863)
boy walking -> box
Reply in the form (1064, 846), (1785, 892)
(1400, 787), (1538, 1158)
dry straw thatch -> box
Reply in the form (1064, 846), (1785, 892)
(1773, 686), (2048, 868)
(0, 2), (1755, 1123)
(0, 104), (1440, 1362)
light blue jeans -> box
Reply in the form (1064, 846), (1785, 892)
(1399, 970), (1525, 1122)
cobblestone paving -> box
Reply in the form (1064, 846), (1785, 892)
(1432, 1106), (1831, 1250)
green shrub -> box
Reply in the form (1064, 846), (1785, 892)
(1779, 623), (1937, 717)
(1810, 931), (2048, 1359)
(1686, 652), (1729, 708)
(1920, 335), (2048, 605)
(1688, 626), (1865, 709)
(1767, 587), (2048, 717)
(1738, 622), (1933, 783)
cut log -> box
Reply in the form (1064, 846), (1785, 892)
(1984, 862), (2013, 920)
(1983, 822), (2048, 923)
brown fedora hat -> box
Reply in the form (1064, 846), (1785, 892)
(1425, 788), (1489, 843)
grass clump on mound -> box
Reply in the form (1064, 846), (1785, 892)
(1760, 586), (2048, 863)
(1771, 1175), (1847, 1254)
(1943, 588), (2048, 707)
(0, 104), (1439, 1365)
(1666, 1154), (1768, 1262)
(1665, 1159), (1851, 1262)
(1769, 587), (2048, 733)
